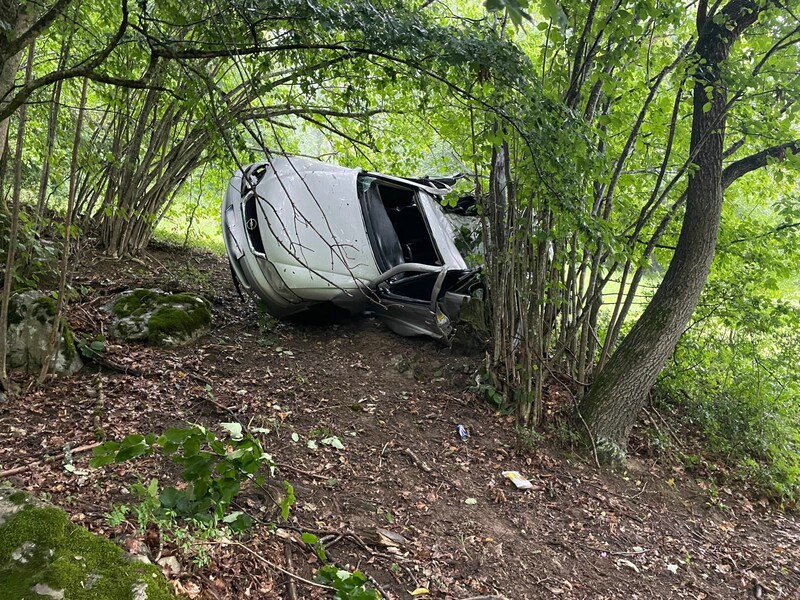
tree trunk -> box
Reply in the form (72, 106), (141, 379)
(0, 42), (34, 391)
(577, 0), (764, 461)
(38, 77), (87, 382)
(0, 3), (32, 166)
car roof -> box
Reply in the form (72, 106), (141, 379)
(242, 156), (450, 196)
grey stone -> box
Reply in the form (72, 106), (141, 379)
(81, 573), (101, 590)
(156, 555), (181, 575)
(389, 354), (415, 379)
(12, 541), (37, 563)
(106, 289), (212, 348)
(131, 581), (149, 600)
(32, 583), (64, 599)
(5, 291), (82, 375)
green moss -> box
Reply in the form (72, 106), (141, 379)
(0, 505), (176, 600)
(111, 289), (212, 346)
(7, 297), (23, 326)
(61, 322), (76, 361)
(112, 289), (161, 318)
(32, 297), (57, 324)
(8, 492), (29, 505)
(147, 302), (212, 346)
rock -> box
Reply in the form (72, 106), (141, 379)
(156, 555), (181, 576)
(31, 583), (64, 599)
(389, 354), (415, 379)
(0, 486), (176, 599)
(107, 289), (212, 348)
(5, 291), (82, 376)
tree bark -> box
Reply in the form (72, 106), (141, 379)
(0, 2), (32, 166)
(577, 0), (766, 460)
(0, 41), (33, 391)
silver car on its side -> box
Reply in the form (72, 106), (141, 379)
(221, 156), (479, 340)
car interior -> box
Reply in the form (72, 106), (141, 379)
(359, 176), (441, 272)
(358, 176), (479, 304)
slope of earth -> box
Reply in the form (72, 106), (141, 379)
(1, 243), (798, 600)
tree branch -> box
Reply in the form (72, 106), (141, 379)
(722, 139), (800, 188)
(0, 0), (129, 123)
(727, 221), (800, 246)
(1, 0), (74, 60)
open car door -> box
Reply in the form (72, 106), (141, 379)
(357, 173), (479, 340)
(369, 265), (480, 340)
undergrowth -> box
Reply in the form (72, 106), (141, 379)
(91, 423), (293, 565)
(659, 308), (800, 505)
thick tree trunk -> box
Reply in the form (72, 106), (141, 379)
(577, 0), (764, 461)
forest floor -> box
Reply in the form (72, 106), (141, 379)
(1, 244), (799, 600)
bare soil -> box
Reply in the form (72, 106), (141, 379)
(1, 243), (798, 599)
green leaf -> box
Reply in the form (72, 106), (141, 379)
(540, 0), (568, 30)
(162, 427), (192, 443)
(115, 435), (150, 462)
(159, 486), (182, 508)
(321, 436), (344, 450)
(224, 511), (254, 532)
(89, 442), (120, 468)
(281, 481), (295, 521)
(220, 422), (244, 441)
(301, 532), (319, 545)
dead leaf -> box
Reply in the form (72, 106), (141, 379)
(617, 558), (640, 573)
(410, 587), (430, 596)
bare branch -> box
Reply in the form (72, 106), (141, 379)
(0, 0), (129, 123)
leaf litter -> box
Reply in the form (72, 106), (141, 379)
(0, 244), (798, 599)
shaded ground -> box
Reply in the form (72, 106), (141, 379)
(1, 243), (799, 599)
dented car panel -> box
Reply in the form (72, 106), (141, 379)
(221, 156), (476, 340)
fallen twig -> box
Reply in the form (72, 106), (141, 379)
(82, 351), (143, 376)
(0, 442), (103, 478)
(284, 543), (299, 600)
(222, 540), (334, 591)
(275, 461), (330, 481)
(626, 480), (648, 500)
(403, 448), (433, 473)
(187, 371), (213, 387)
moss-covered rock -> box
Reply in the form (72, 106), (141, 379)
(5, 291), (82, 376)
(107, 289), (212, 348)
(0, 488), (176, 600)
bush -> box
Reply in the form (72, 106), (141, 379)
(660, 301), (800, 503)
(91, 422), (295, 564)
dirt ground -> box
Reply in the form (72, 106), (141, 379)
(1, 244), (799, 600)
